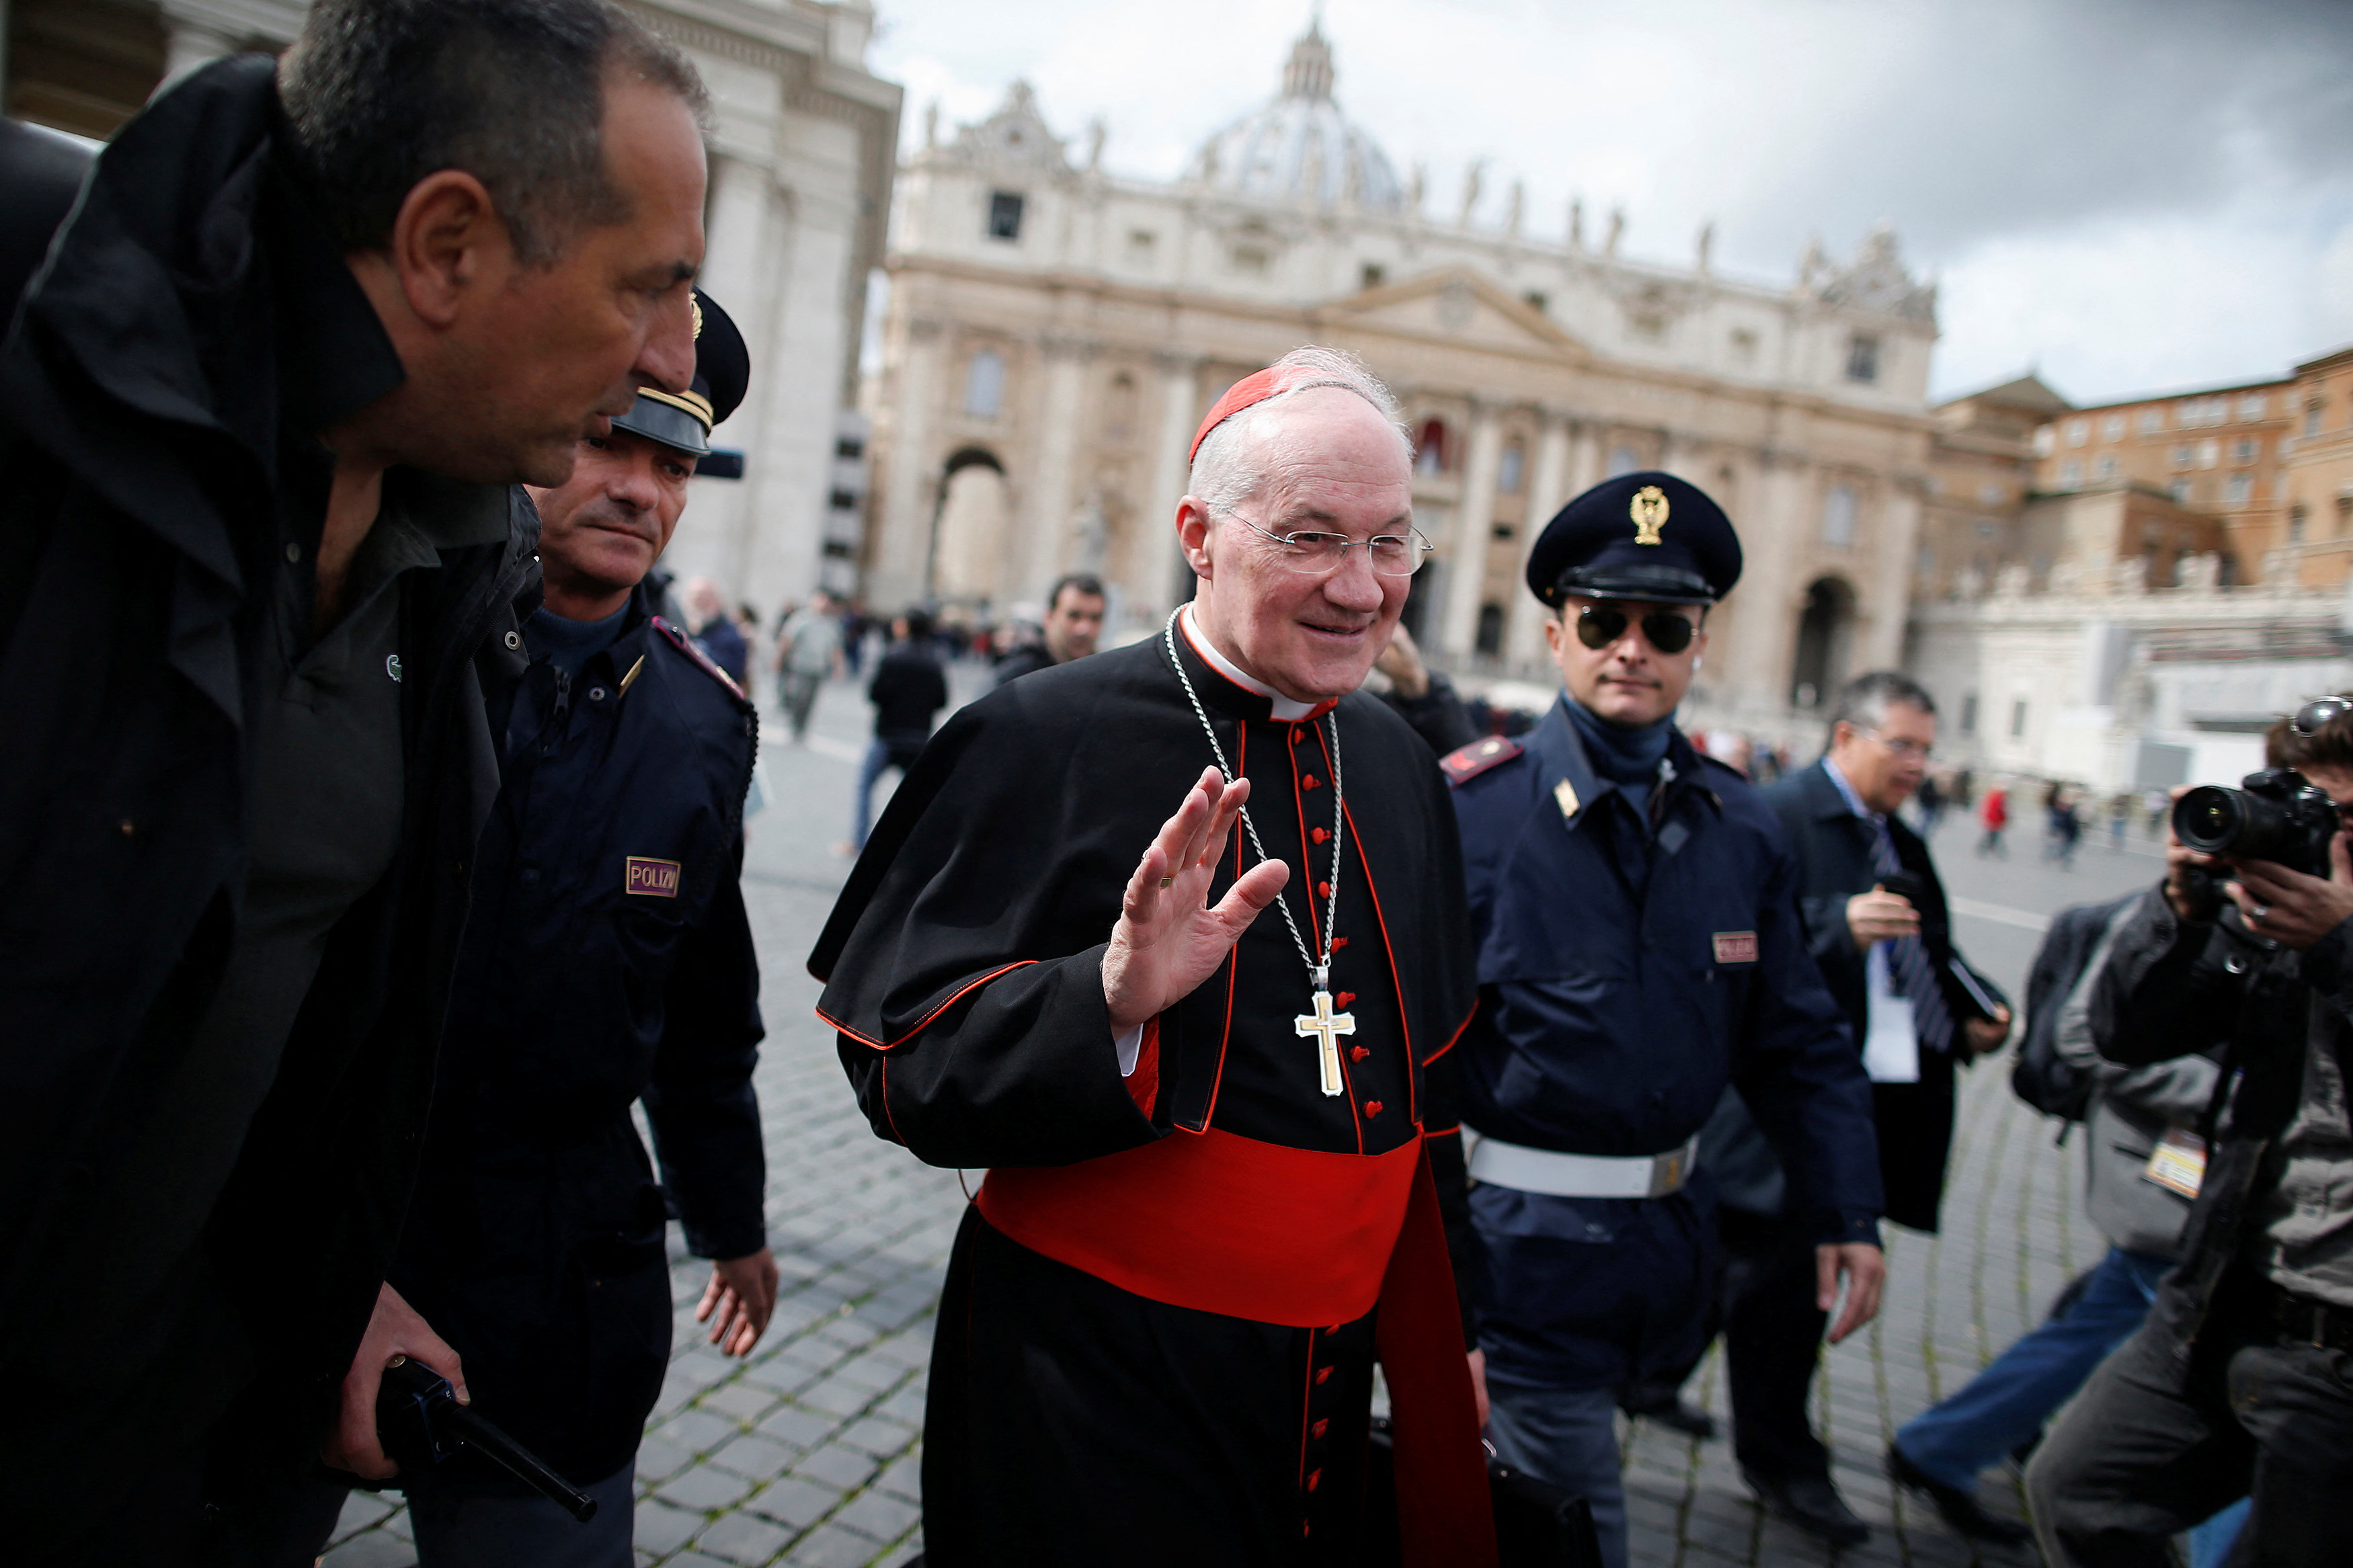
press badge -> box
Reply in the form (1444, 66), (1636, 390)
(2141, 1127), (2206, 1200)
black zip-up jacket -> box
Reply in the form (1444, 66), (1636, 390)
(2089, 884), (2350, 1357)
(0, 57), (535, 1476)
(392, 583), (764, 1485)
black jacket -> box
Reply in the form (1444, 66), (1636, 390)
(1757, 761), (2005, 1231)
(0, 57), (535, 1475)
(870, 639), (949, 743)
(2089, 886), (2350, 1356)
(393, 583), (764, 1485)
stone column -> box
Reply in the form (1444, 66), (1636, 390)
(1724, 450), (1809, 712)
(1862, 479), (1923, 671)
(1018, 335), (1094, 606)
(1438, 402), (1506, 658)
(868, 317), (945, 611)
(1504, 410), (1574, 670)
(672, 152), (784, 602)
(1140, 352), (1203, 622)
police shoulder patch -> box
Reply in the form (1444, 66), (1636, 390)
(651, 615), (747, 700)
(1439, 735), (1523, 787)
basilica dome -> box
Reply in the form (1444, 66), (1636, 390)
(1187, 23), (1404, 213)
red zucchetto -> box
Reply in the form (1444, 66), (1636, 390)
(1189, 364), (1330, 462)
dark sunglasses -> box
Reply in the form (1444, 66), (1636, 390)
(2292, 696), (2352, 737)
(1575, 604), (1698, 655)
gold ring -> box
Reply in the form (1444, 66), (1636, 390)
(1158, 875), (1175, 889)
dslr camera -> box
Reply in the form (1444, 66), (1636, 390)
(2172, 767), (2341, 880)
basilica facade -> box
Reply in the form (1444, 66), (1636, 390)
(864, 22), (1941, 718)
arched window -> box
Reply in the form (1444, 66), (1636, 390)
(964, 349), (1006, 419)
(1790, 577), (1856, 709)
(1497, 441), (1525, 495)
(1416, 419), (1448, 476)
(1475, 602), (1505, 656)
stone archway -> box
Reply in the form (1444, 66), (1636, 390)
(1790, 575), (1856, 710)
(931, 447), (1009, 604)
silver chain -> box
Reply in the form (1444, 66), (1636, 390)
(1162, 608), (1345, 987)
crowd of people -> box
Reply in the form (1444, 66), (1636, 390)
(4, 7), (2348, 1567)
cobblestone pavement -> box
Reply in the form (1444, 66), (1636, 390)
(322, 671), (2169, 1567)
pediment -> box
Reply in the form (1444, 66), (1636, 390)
(1323, 268), (1588, 361)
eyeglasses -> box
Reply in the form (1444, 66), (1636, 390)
(1212, 505), (1433, 577)
(1573, 604), (1700, 655)
(1854, 727), (1934, 762)
(2291, 696), (2352, 737)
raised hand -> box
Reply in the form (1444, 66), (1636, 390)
(1104, 766), (1290, 1034)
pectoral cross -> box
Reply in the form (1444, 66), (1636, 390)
(1294, 988), (1355, 1098)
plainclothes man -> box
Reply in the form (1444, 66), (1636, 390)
(385, 292), (771, 1563)
(0, 3), (707, 1561)
(775, 589), (842, 741)
(1698, 673), (2009, 1544)
(811, 347), (1495, 1566)
(849, 608), (949, 851)
(993, 570), (1109, 685)
(1443, 472), (1884, 1568)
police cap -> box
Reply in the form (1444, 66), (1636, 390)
(610, 288), (749, 458)
(1524, 470), (1742, 608)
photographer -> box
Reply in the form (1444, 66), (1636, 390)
(2025, 696), (2353, 1567)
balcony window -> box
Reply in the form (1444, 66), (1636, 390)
(1845, 335), (1880, 382)
(987, 191), (1025, 241)
(963, 348), (1006, 418)
(1822, 483), (1858, 546)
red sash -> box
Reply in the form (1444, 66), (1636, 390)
(977, 1128), (1499, 1568)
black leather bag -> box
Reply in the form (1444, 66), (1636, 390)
(1361, 1415), (1603, 1568)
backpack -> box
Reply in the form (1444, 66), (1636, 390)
(2011, 893), (2140, 1120)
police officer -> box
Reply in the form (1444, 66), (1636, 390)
(381, 292), (772, 1564)
(1443, 472), (1885, 1567)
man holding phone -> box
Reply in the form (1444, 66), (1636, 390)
(1696, 671), (2012, 1542)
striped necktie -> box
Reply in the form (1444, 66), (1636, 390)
(1868, 817), (1954, 1055)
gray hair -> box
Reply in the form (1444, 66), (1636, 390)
(280, 0), (708, 266)
(1187, 345), (1414, 514)
(1827, 669), (1936, 748)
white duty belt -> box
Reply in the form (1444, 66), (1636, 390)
(1466, 1130), (1699, 1200)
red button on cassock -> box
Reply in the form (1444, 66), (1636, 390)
(1316, 882), (1332, 899)
(1350, 1044), (1370, 1061)
(1332, 937), (1349, 950)
(1312, 1418), (1330, 1438)
(1307, 1468), (1322, 1492)
(1335, 991), (1356, 1008)
(1302, 774), (1321, 790)
(1314, 1366), (1332, 1385)
(1311, 827), (1329, 843)
(1363, 1100), (1384, 1117)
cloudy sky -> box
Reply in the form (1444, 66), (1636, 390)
(871, 0), (2353, 405)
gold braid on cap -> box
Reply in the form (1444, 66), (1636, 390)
(637, 386), (715, 431)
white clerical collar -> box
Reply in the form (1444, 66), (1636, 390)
(1178, 604), (1319, 720)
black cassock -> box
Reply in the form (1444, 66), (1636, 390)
(811, 620), (1484, 1567)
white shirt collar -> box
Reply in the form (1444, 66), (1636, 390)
(1822, 755), (1882, 825)
(1178, 604), (1319, 720)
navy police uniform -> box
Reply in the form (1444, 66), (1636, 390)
(389, 295), (767, 1511)
(1445, 474), (1882, 1567)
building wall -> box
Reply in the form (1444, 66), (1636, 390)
(1907, 577), (2348, 792)
(2033, 378), (2292, 581)
(867, 69), (1940, 721)
(3, 0), (900, 619)
(2275, 345), (2353, 588)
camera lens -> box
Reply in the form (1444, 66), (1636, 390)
(2173, 788), (2241, 853)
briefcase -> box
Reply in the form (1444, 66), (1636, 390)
(1361, 1415), (1603, 1568)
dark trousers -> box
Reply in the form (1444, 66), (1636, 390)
(1718, 1205), (1833, 1485)
(2024, 1279), (2353, 1567)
